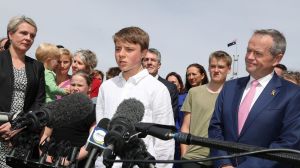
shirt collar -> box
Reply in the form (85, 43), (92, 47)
(119, 69), (149, 85)
(249, 71), (274, 87)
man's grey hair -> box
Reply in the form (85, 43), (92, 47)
(148, 48), (161, 64)
(254, 29), (286, 57)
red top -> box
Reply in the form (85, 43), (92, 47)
(90, 77), (102, 98)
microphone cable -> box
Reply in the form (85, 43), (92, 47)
(105, 148), (300, 165)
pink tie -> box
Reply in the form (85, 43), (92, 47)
(238, 80), (259, 134)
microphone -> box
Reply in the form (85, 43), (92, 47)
(84, 118), (110, 168)
(52, 140), (72, 167)
(135, 122), (176, 140)
(135, 122), (300, 165)
(11, 93), (94, 131)
(103, 98), (145, 168)
(120, 137), (156, 168)
(0, 112), (15, 125)
(67, 147), (80, 168)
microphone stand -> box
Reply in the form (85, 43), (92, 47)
(122, 139), (156, 168)
(67, 147), (79, 168)
(103, 147), (117, 168)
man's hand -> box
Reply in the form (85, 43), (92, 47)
(0, 122), (24, 140)
(0, 122), (12, 140)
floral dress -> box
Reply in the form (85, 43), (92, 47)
(0, 67), (27, 168)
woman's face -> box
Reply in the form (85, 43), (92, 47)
(70, 74), (90, 95)
(187, 66), (205, 87)
(72, 55), (87, 74)
(8, 22), (36, 53)
(57, 54), (72, 75)
(167, 75), (181, 92)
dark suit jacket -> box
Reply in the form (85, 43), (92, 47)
(0, 50), (45, 113)
(209, 73), (300, 168)
(158, 76), (179, 121)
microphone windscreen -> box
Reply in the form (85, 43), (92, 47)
(112, 98), (145, 124)
(43, 93), (94, 128)
(97, 118), (110, 129)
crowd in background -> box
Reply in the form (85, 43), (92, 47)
(1, 15), (300, 168)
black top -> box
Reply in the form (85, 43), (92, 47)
(0, 50), (45, 113)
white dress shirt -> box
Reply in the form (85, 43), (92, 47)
(240, 72), (274, 109)
(95, 69), (175, 168)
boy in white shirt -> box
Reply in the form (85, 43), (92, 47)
(96, 26), (174, 168)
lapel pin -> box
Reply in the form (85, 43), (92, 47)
(271, 90), (276, 96)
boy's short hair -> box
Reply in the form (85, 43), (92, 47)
(209, 50), (232, 67)
(113, 26), (149, 51)
(35, 43), (60, 63)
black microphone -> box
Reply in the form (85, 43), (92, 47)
(84, 118), (110, 168)
(67, 147), (80, 168)
(135, 122), (300, 165)
(120, 137), (156, 168)
(135, 122), (176, 140)
(53, 140), (72, 167)
(103, 98), (145, 168)
(11, 93), (94, 131)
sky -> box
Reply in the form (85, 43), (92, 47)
(1, 0), (300, 80)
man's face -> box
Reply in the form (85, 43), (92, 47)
(209, 57), (231, 84)
(142, 52), (161, 76)
(245, 34), (282, 79)
(115, 41), (146, 76)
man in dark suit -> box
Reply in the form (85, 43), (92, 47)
(208, 29), (300, 168)
(142, 48), (179, 121)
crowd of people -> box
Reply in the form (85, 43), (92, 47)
(1, 15), (300, 168)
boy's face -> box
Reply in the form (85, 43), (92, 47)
(115, 41), (146, 76)
(46, 58), (59, 71)
(208, 57), (231, 84)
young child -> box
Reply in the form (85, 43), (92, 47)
(96, 27), (174, 168)
(36, 43), (69, 102)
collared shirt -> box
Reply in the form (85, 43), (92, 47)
(96, 69), (174, 168)
(240, 72), (274, 109)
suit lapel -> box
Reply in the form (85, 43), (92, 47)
(158, 76), (163, 82)
(239, 74), (281, 137)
